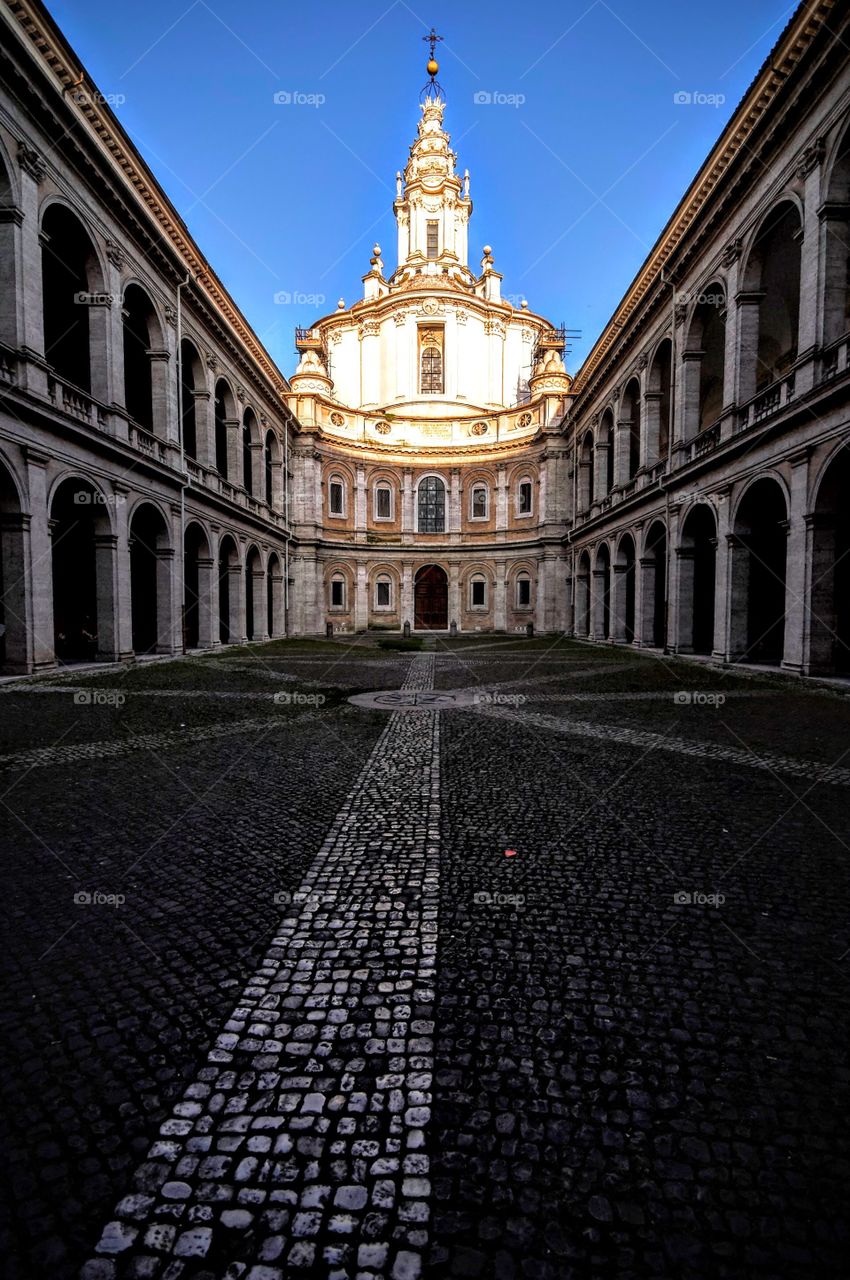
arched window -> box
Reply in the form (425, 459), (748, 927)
(419, 328), (444, 394)
(264, 432), (275, 507)
(417, 475), (446, 532)
(579, 431), (594, 512)
(328, 475), (346, 517)
(374, 482), (393, 520)
(516, 574), (532, 608)
(122, 285), (157, 432)
(41, 203), (105, 396)
(213, 379), (232, 477)
(179, 339), (202, 459)
(329, 574), (346, 609)
(470, 484), (489, 520)
(242, 409), (258, 494)
(374, 575), (393, 608)
(469, 574), (487, 608)
(684, 287), (726, 438)
(740, 202), (802, 401)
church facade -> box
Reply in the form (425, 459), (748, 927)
(1, 0), (849, 674)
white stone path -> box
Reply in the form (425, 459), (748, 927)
(83, 654), (439, 1280)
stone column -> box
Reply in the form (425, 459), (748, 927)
(590, 568), (607, 640)
(679, 350), (703, 443)
(674, 548), (695, 654)
(18, 147), (48, 397)
(155, 548), (179, 653)
(355, 562), (368, 631)
(228, 562), (247, 644)
(147, 350), (172, 445)
(112, 487), (134, 660)
(225, 418), (241, 485)
(712, 495), (731, 661)
(24, 449), (55, 669)
(493, 559), (507, 631)
(735, 292), (765, 406)
(642, 392), (662, 468)
(268, 560), (285, 637)
(195, 555), (218, 649)
(449, 469), (461, 534)
(726, 535), (750, 661)
(615, 419), (631, 487)
(401, 562), (414, 626)
(93, 534), (121, 661)
(191, 388), (212, 466)
(495, 466), (508, 530)
(0, 512), (32, 672)
(251, 567), (269, 642)
(637, 557), (656, 647)
(781, 454), (809, 673)
(402, 468), (414, 534)
(610, 563), (629, 643)
(448, 561), (460, 630)
(592, 436), (608, 501)
(355, 466), (367, 533)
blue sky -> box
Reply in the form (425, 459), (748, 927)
(46, 0), (795, 376)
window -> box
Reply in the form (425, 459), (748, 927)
(375, 484), (392, 520)
(419, 327), (444, 394)
(470, 485), (488, 520)
(375, 577), (392, 608)
(517, 576), (532, 608)
(330, 576), (345, 608)
(328, 477), (345, 516)
(470, 576), (487, 608)
(426, 220), (439, 259)
(417, 475), (446, 533)
(518, 480), (533, 516)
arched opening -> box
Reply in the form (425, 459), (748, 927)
(414, 564), (448, 630)
(741, 204), (802, 399)
(642, 521), (668, 648)
(50, 477), (113, 661)
(218, 535), (240, 644)
(615, 534), (637, 643)
(267, 551), (284, 638)
(214, 380), (233, 477)
(592, 544), (611, 640)
(599, 411), (614, 496)
(810, 449), (850, 674)
(130, 503), (172, 654)
(41, 204), (105, 395)
(417, 476), (446, 533)
(245, 544), (265, 642)
(823, 123), (850, 346)
(122, 285), (157, 432)
(575, 551), (591, 638)
(579, 431), (594, 511)
(621, 379), (641, 482)
(264, 431), (278, 508)
(678, 505), (717, 655)
(0, 457), (27, 672)
(243, 409), (259, 495)
(683, 287), (726, 439)
(647, 339), (672, 463)
(183, 522), (211, 650)
(731, 479), (788, 664)
(179, 339), (203, 460)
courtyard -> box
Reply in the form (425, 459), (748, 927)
(1, 636), (848, 1278)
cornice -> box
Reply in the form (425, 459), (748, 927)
(2, 0), (289, 398)
(570, 0), (837, 398)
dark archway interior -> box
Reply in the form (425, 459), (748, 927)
(737, 481), (787, 663)
(51, 481), (99, 660)
(683, 505), (717, 654)
(130, 506), (165, 654)
(813, 450), (850, 673)
(647, 523), (667, 648)
(414, 564), (448, 630)
(123, 285), (153, 430)
(619, 538), (636, 643)
(42, 205), (93, 391)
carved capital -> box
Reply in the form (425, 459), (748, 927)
(18, 142), (45, 181)
(797, 138), (825, 180)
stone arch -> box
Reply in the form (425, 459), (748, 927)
(641, 519), (668, 648)
(682, 282), (726, 439)
(416, 474), (447, 533)
(646, 337), (672, 462)
(730, 475), (789, 664)
(217, 533), (243, 645)
(414, 562), (448, 629)
(40, 201), (108, 400)
(264, 430), (281, 509)
(179, 338), (205, 460)
(575, 549), (591, 638)
(809, 445), (850, 673)
(214, 378), (236, 477)
(266, 549), (285, 638)
(183, 519), (214, 650)
(740, 200), (803, 400)
(620, 379), (641, 483)
(49, 474), (116, 661)
(579, 429), (594, 512)
(613, 531), (637, 643)
(245, 542), (265, 641)
(242, 407), (261, 495)
(0, 143), (20, 349)
(122, 283), (166, 437)
(129, 501), (174, 654)
(822, 117), (850, 345)
(677, 503), (717, 655)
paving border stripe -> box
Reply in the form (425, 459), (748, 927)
(82, 652), (440, 1280)
(476, 705), (850, 787)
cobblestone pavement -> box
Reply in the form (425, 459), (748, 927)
(2, 638), (850, 1279)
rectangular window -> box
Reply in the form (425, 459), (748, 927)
(471, 487), (488, 519)
(331, 579), (344, 607)
(518, 480), (533, 515)
(471, 579), (486, 607)
(517, 578), (531, 607)
(329, 480), (344, 515)
(426, 220), (439, 259)
(375, 486), (392, 519)
(376, 580), (391, 607)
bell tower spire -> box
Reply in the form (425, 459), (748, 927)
(391, 30), (474, 287)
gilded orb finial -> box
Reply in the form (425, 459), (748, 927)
(420, 27), (445, 102)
